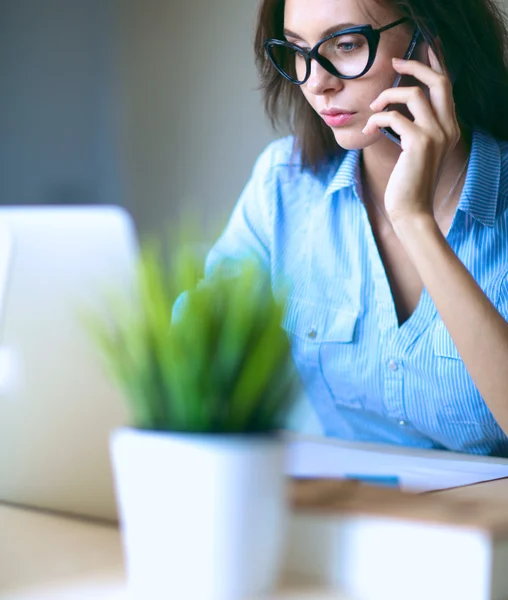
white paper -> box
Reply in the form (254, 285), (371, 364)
(0, 220), (12, 321)
(0, 221), (15, 395)
(286, 434), (508, 492)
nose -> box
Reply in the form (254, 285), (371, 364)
(305, 59), (344, 96)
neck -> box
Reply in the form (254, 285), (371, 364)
(361, 130), (472, 215)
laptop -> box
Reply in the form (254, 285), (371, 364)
(0, 206), (137, 522)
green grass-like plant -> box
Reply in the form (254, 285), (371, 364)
(84, 233), (298, 434)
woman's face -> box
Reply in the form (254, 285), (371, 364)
(283, 0), (413, 150)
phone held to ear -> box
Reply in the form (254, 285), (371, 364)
(380, 29), (430, 146)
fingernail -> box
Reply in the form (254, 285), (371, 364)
(393, 57), (404, 64)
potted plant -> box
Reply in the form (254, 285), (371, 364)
(85, 234), (298, 600)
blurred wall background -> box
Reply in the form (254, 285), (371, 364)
(0, 0), (122, 209)
(117, 0), (275, 237)
(0, 0), (274, 238)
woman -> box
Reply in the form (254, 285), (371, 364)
(206, 0), (508, 455)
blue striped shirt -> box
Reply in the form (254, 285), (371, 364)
(206, 129), (508, 456)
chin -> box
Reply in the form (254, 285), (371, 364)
(332, 127), (382, 150)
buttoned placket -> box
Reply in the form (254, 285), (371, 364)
(355, 184), (438, 426)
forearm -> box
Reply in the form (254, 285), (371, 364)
(394, 214), (508, 433)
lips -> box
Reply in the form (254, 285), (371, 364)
(320, 109), (356, 116)
(320, 109), (356, 128)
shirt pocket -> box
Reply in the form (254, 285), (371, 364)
(283, 300), (362, 408)
(431, 321), (482, 426)
(433, 321), (461, 360)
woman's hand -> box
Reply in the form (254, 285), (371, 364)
(362, 48), (461, 227)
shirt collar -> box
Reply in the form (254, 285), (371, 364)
(458, 129), (501, 228)
(323, 130), (502, 228)
(324, 148), (362, 199)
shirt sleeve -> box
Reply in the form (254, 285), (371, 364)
(204, 142), (277, 278)
(171, 140), (283, 322)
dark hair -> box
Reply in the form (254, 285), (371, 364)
(254, 0), (508, 171)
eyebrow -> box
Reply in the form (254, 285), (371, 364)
(283, 22), (359, 41)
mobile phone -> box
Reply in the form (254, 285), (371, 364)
(380, 29), (430, 146)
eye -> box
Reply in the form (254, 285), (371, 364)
(286, 47), (299, 58)
(334, 34), (366, 53)
(337, 42), (359, 53)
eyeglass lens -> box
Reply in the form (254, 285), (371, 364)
(271, 32), (370, 82)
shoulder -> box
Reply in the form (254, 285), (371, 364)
(251, 135), (340, 191)
(251, 135), (301, 176)
(494, 137), (508, 218)
(470, 131), (508, 215)
(499, 138), (508, 191)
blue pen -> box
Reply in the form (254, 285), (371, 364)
(344, 475), (400, 488)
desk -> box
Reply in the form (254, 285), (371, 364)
(0, 502), (342, 600)
(3, 479), (508, 600)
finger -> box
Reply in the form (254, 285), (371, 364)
(370, 86), (437, 126)
(427, 45), (460, 147)
(392, 58), (455, 133)
(392, 57), (443, 88)
(428, 46), (444, 75)
(362, 110), (417, 142)
(427, 40), (453, 80)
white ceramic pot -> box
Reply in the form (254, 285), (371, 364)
(110, 427), (288, 600)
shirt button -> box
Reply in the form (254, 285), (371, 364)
(308, 329), (317, 340)
(388, 360), (399, 372)
(399, 420), (407, 427)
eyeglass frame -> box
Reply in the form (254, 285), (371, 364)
(264, 17), (410, 85)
